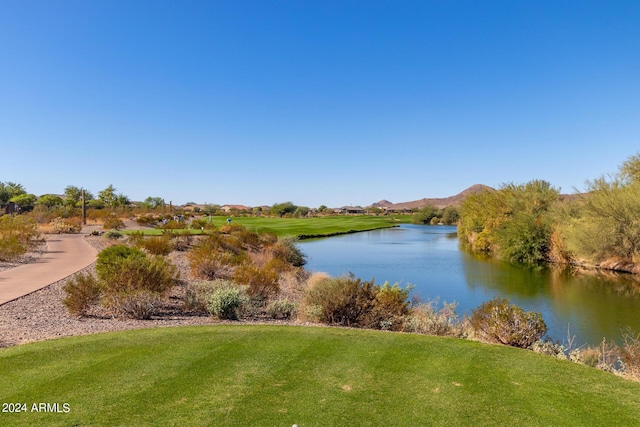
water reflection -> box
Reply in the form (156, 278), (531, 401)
(300, 224), (640, 346)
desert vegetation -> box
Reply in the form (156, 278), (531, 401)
(458, 152), (640, 273)
(55, 221), (640, 381)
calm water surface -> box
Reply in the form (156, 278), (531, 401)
(299, 224), (640, 346)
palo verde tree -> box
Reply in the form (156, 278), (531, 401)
(458, 180), (560, 265)
(560, 152), (640, 264)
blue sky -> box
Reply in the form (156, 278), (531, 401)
(1, 1), (638, 207)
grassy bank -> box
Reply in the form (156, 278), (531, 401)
(123, 215), (411, 238)
(1, 325), (639, 426)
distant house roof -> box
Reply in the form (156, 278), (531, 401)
(220, 204), (251, 212)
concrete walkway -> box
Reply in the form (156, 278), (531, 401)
(0, 234), (98, 305)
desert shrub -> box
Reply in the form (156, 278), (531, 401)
(233, 263), (279, 300)
(189, 218), (216, 230)
(103, 215), (125, 230)
(96, 245), (146, 282)
(104, 230), (123, 239)
(96, 245), (177, 295)
(574, 346), (602, 368)
(620, 328), (640, 380)
(49, 217), (82, 234)
(207, 284), (249, 320)
(302, 304), (324, 323)
(367, 282), (412, 328)
(404, 299), (464, 337)
(136, 215), (158, 226)
(126, 231), (145, 246)
(183, 279), (232, 312)
(62, 272), (102, 316)
(188, 241), (234, 279)
(470, 297), (547, 348)
(530, 340), (567, 359)
(158, 219), (184, 229)
(140, 235), (173, 255)
(302, 274), (377, 327)
(103, 290), (162, 320)
(100, 254), (178, 295)
(219, 223), (246, 234)
(266, 298), (298, 319)
(0, 215), (41, 261)
(271, 237), (307, 267)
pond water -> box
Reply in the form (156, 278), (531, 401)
(299, 224), (640, 346)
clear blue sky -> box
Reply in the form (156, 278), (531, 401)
(1, 1), (638, 207)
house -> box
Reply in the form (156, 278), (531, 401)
(220, 204), (251, 213)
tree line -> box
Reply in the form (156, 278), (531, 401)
(458, 152), (640, 271)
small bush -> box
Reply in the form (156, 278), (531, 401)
(103, 215), (125, 230)
(362, 282), (412, 330)
(233, 263), (279, 300)
(103, 290), (162, 320)
(0, 215), (41, 261)
(207, 285), (249, 320)
(104, 230), (123, 239)
(266, 298), (298, 319)
(62, 273), (102, 316)
(183, 280), (233, 312)
(126, 231), (145, 246)
(404, 299), (463, 337)
(271, 237), (307, 267)
(530, 340), (567, 359)
(140, 235), (173, 255)
(96, 245), (146, 282)
(49, 217), (82, 234)
(189, 218), (216, 230)
(470, 297), (547, 348)
(101, 255), (178, 295)
(621, 328), (640, 380)
(188, 242), (234, 279)
(302, 274), (377, 327)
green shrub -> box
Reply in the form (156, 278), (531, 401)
(183, 280), (232, 312)
(266, 298), (298, 319)
(103, 290), (162, 320)
(101, 254), (178, 295)
(0, 215), (40, 261)
(271, 237), (307, 267)
(302, 274), (377, 327)
(96, 245), (146, 282)
(207, 285), (249, 320)
(362, 282), (412, 330)
(470, 297), (547, 348)
(62, 273), (102, 316)
(104, 230), (123, 239)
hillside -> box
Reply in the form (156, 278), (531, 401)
(372, 184), (495, 210)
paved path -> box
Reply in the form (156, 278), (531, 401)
(0, 234), (98, 305)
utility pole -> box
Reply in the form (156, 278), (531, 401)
(81, 189), (87, 225)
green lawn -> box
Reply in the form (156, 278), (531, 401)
(124, 215), (412, 238)
(1, 325), (639, 426)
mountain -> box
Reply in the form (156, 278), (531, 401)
(373, 184), (495, 210)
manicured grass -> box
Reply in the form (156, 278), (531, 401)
(123, 215), (411, 238)
(1, 325), (639, 426)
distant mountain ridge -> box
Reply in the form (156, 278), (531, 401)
(371, 184), (495, 210)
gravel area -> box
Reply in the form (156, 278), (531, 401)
(0, 233), (215, 348)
